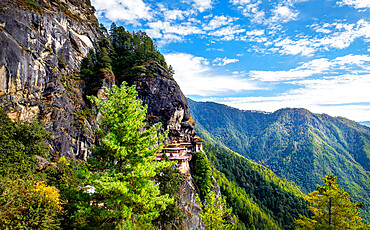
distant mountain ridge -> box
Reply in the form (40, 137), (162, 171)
(188, 98), (370, 220)
(360, 121), (370, 127)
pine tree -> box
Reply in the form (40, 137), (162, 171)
(198, 191), (237, 230)
(88, 83), (173, 229)
(192, 151), (213, 198)
(154, 162), (185, 229)
(295, 175), (370, 229)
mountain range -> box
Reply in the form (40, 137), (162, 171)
(188, 98), (370, 220)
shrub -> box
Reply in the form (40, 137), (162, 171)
(0, 177), (63, 229)
(57, 54), (67, 69)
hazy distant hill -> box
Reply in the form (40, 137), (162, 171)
(360, 121), (370, 127)
(188, 99), (370, 220)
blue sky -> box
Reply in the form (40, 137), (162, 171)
(91, 0), (370, 122)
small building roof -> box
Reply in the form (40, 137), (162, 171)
(154, 153), (191, 161)
(169, 155), (191, 160)
(193, 136), (203, 142)
(162, 147), (186, 151)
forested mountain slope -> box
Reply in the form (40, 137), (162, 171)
(205, 142), (311, 229)
(188, 99), (370, 220)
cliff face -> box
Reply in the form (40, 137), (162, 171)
(0, 0), (103, 159)
(0, 0), (195, 159)
(125, 61), (195, 144)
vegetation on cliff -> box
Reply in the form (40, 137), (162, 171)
(86, 83), (173, 229)
(80, 23), (173, 96)
(0, 84), (184, 229)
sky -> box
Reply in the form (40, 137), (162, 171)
(91, 0), (370, 122)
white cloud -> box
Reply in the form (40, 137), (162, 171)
(204, 15), (236, 30)
(213, 57), (239, 66)
(184, 0), (213, 12)
(268, 5), (299, 23)
(337, 0), (370, 8)
(165, 53), (260, 96)
(230, 0), (266, 23)
(272, 20), (370, 56)
(92, 0), (152, 24)
(203, 73), (370, 121)
(209, 25), (246, 40)
(199, 54), (370, 121)
(250, 58), (331, 81)
(206, 48), (225, 51)
(146, 20), (204, 44)
(274, 38), (317, 56)
(246, 29), (265, 36)
(164, 10), (186, 21)
(249, 54), (370, 81)
(230, 0), (300, 25)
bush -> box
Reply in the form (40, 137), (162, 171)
(0, 177), (63, 229)
(0, 109), (50, 177)
(57, 54), (67, 69)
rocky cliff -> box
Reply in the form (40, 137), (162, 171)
(0, 0), (195, 158)
(0, 0), (102, 160)
(124, 61), (195, 144)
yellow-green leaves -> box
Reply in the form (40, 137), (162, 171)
(295, 175), (370, 230)
(198, 191), (236, 230)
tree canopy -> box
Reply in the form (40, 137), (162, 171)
(295, 175), (370, 229)
(198, 191), (236, 230)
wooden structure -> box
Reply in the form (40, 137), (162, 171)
(155, 138), (203, 174)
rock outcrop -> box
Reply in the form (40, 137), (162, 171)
(0, 0), (195, 159)
(0, 0), (103, 159)
(123, 61), (196, 144)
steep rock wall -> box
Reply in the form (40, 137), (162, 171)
(0, 0), (103, 159)
(124, 61), (196, 144)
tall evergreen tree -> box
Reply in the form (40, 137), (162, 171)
(295, 175), (370, 229)
(88, 83), (173, 229)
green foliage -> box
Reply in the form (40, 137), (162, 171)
(80, 24), (172, 95)
(197, 191), (236, 230)
(154, 165), (186, 229)
(96, 47), (112, 70)
(188, 99), (370, 221)
(24, 0), (43, 14)
(45, 158), (97, 230)
(73, 108), (94, 126)
(295, 175), (370, 229)
(0, 109), (50, 176)
(204, 143), (311, 229)
(212, 168), (281, 230)
(0, 177), (63, 229)
(191, 151), (213, 198)
(57, 54), (67, 69)
(109, 23), (170, 81)
(87, 83), (173, 229)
